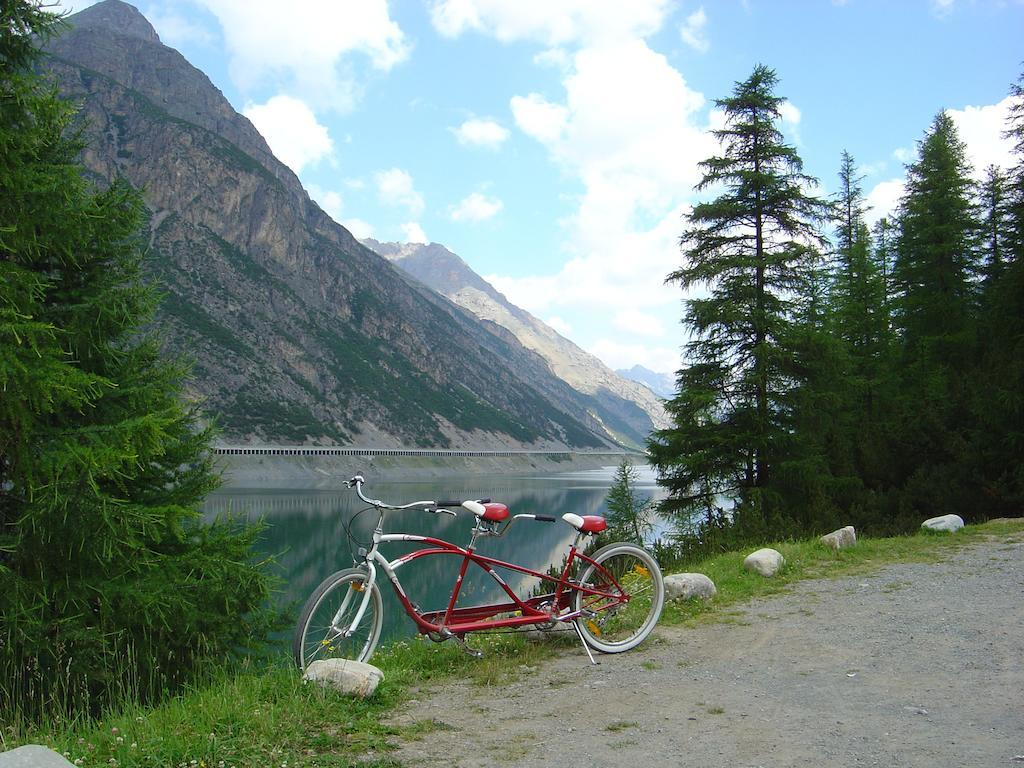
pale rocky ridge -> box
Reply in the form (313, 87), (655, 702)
(43, 0), (622, 450)
(363, 239), (670, 446)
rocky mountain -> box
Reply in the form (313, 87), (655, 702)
(43, 0), (623, 450)
(364, 239), (669, 445)
(616, 365), (676, 399)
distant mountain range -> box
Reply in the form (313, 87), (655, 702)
(363, 239), (669, 445)
(43, 0), (665, 449)
(615, 365), (676, 399)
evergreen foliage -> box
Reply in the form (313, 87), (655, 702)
(0, 4), (274, 722)
(604, 459), (654, 545)
(654, 65), (1024, 559)
(649, 65), (829, 541)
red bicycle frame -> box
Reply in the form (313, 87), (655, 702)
(364, 529), (628, 638)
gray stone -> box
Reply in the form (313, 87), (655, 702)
(664, 573), (717, 601)
(743, 548), (785, 577)
(921, 514), (964, 533)
(820, 525), (857, 550)
(303, 658), (384, 698)
(0, 746), (75, 768)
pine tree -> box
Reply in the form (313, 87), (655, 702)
(978, 164), (1011, 287)
(969, 71), (1024, 513)
(649, 65), (828, 539)
(889, 111), (981, 517)
(604, 459), (654, 546)
(0, 3), (273, 721)
(894, 112), (979, 350)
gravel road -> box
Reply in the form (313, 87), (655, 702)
(387, 533), (1023, 768)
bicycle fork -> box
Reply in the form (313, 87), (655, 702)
(335, 562), (378, 639)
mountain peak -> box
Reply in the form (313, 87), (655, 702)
(68, 0), (160, 44)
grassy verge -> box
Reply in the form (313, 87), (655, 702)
(6, 518), (1021, 767)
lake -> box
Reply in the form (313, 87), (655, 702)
(202, 465), (669, 647)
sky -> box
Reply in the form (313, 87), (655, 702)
(55, 0), (1024, 376)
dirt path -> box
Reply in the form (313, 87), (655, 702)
(387, 535), (1023, 768)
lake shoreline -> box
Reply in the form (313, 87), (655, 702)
(215, 450), (638, 488)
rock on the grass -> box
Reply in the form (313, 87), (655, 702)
(921, 514), (965, 533)
(743, 548), (785, 577)
(0, 745), (75, 767)
(303, 659), (384, 698)
(820, 526), (857, 550)
(664, 573), (717, 601)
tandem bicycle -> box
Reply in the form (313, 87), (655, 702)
(293, 475), (665, 668)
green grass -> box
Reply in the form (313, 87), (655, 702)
(7, 519), (1021, 767)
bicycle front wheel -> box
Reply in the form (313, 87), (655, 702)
(573, 542), (664, 653)
(293, 568), (384, 670)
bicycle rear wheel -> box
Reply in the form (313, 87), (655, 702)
(293, 568), (383, 670)
(573, 542), (664, 653)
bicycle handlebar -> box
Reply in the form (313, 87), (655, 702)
(346, 476), (492, 514)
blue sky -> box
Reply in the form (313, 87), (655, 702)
(58, 0), (1024, 375)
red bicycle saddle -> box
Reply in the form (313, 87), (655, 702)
(482, 502), (510, 522)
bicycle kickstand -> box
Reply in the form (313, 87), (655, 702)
(446, 630), (484, 659)
(572, 621), (599, 666)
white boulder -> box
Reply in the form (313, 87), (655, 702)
(921, 514), (964, 533)
(820, 526), (857, 550)
(303, 659), (384, 698)
(743, 548), (785, 577)
(664, 573), (717, 601)
(0, 746), (75, 767)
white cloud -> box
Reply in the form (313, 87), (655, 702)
(375, 168), (425, 216)
(305, 183), (344, 221)
(931, 0), (955, 17)
(892, 146), (915, 164)
(949, 96), (1018, 179)
(343, 218), (375, 239)
(401, 222), (429, 244)
(779, 100), (802, 144)
(545, 316), (573, 336)
(430, 0), (672, 45)
(779, 101), (801, 126)
(680, 7), (709, 53)
(145, 6), (215, 47)
(194, 0), (408, 110)
(614, 309), (665, 337)
(534, 48), (571, 69)
(510, 93), (569, 143)
(243, 95), (334, 173)
(453, 118), (510, 149)
(865, 178), (905, 226)
(450, 192), (504, 222)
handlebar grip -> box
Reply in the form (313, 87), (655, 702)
(477, 498), (491, 504)
(534, 515), (556, 522)
(436, 500), (461, 507)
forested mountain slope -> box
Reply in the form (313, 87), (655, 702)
(43, 0), (617, 449)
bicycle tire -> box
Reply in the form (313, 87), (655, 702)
(573, 542), (664, 653)
(293, 568), (384, 670)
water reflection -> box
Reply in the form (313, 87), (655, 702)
(203, 466), (667, 645)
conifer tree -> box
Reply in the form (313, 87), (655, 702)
(890, 111), (980, 516)
(604, 459), (654, 546)
(650, 65), (828, 538)
(1, 3), (273, 721)
(978, 164), (1011, 287)
(970, 72), (1024, 512)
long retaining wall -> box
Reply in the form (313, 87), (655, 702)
(213, 445), (644, 488)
